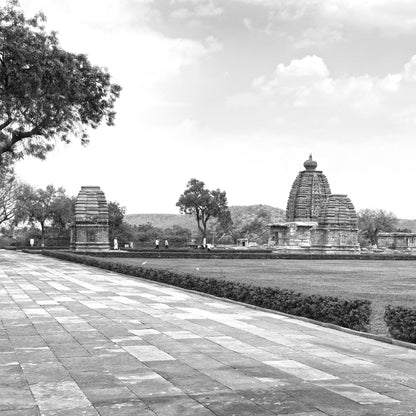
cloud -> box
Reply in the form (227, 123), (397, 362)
(170, 0), (223, 19)
(226, 54), (416, 139)
(232, 0), (416, 46)
(252, 55), (392, 110)
(252, 55), (330, 106)
(291, 26), (344, 49)
(18, 0), (222, 101)
(19, 0), (161, 31)
(233, 0), (416, 28)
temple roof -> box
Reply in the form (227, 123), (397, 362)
(74, 186), (109, 224)
(317, 194), (358, 230)
(286, 156), (331, 222)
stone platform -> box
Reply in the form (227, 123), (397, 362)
(1, 250), (416, 415)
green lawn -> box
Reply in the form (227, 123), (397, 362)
(108, 257), (416, 336)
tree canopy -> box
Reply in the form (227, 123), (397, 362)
(176, 178), (231, 244)
(14, 184), (70, 246)
(0, 1), (121, 164)
(357, 208), (398, 246)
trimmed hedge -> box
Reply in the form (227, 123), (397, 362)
(61, 249), (416, 261)
(384, 305), (416, 343)
(40, 250), (372, 332)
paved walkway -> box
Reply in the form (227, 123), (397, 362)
(1, 251), (416, 416)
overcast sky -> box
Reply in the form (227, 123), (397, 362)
(10, 0), (416, 218)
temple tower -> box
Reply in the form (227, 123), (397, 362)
(70, 186), (110, 251)
(269, 155), (360, 253)
(286, 155), (331, 222)
(312, 194), (360, 252)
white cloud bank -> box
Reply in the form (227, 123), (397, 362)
(227, 54), (416, 139)
(236, 0), (416, 33)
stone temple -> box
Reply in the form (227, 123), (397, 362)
(269, 155), (360, 253)
(70, 186), (110, 251)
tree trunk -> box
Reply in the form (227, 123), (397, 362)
(40, 222), (45, 247)
(201, 220), (208, 246)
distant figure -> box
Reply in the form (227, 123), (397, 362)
(29, 238), (34, 248)
(164, 239), (169, 249)
(155, 239), (159, 249)
(113, 238), (118, 250)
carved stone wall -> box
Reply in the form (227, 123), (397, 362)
(70, 186), (109, 251)
(377, 232), (416, 251)
(286, 155), (331, 222)
(270, 157), (360, 253)
(270, 222), (317, 248)
(311, 194), (360, 253)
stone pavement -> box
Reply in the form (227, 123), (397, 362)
(1, 251), (416, 416)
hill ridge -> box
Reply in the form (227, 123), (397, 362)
(125, 205), (416, 234)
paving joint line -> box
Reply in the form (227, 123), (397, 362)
(44, 253), (416, 352)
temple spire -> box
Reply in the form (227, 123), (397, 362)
(303, 154), (317, 171)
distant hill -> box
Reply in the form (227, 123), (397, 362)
(228, 205), (285, 224)
(125, 207), (415, 234)
(124, 213), (198, 232)
(125, 205), (286, 235)
(397, 219), (416, 232)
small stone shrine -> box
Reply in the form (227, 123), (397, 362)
(377, 232), (416, 252)
(269, 155), (360, 253)
(70, 186), (110, 251)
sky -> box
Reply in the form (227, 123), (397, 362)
(9, 0), (416, 218)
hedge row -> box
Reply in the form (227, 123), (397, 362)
(384, 305), (416, 343)
(67, 249), (416, 261)
(40, 250), (372, 332)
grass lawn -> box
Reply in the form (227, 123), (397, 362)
(108, 257), (416, 336)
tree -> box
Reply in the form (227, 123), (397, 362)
(15, 184), (67, 246)
(0, 167), (19, 225)
(108, 201), (125, 231)
(0, 1), (121, 164)
(164, 225), (191, 247)
(176, 178), (230, 244)
(50, 195), (75, 230)
(357, 208), (398, 246)
(108, 201), (128, 243)
(133, 222), (160, 247)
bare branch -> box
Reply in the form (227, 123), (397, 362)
(0, 118), (12, 131)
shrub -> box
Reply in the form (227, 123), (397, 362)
(384, 305), (416, 343)
(39, 250), (372, 332)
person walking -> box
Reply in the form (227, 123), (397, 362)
(164, 239), (169, 249)
(155, 239), (159, 249)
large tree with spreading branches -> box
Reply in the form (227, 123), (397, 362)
(357, 208), (398, 246)
(176, 178), (231, 245)
(14, 184), (69, 246)
(0, 0), (121, 164)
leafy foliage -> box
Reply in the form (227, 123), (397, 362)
(357, 208), (398, 246)
(0, 167), (19, 225)
(384, 305), (416, 343)
(42, 250), (373, 332)
(14, 184), (71, 246)
(176, 178), (231, 243)
(108, 201), (126, 241)
(0, 1), (121, 163)
(132, 222), (191, 247)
